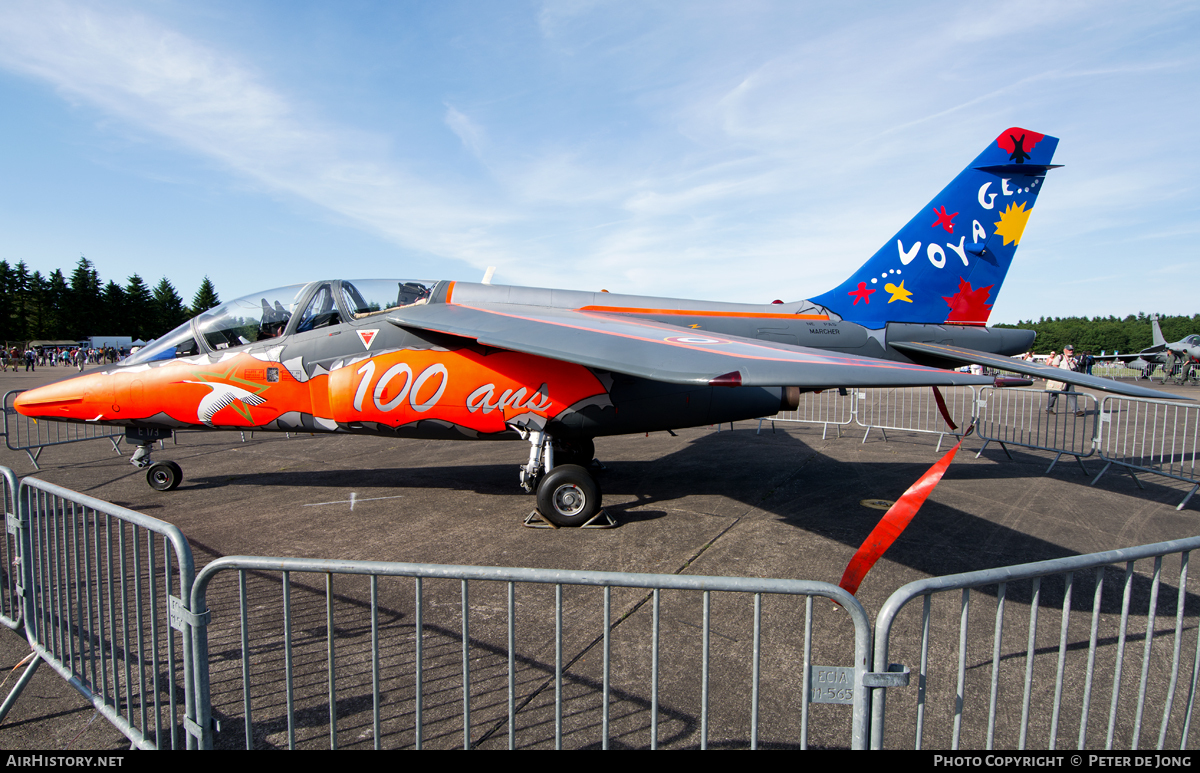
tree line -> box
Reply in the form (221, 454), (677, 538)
(0, 257), (221, 344)
(994, 313), (1200, 354)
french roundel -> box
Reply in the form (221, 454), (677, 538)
(664, 335), (727, 345)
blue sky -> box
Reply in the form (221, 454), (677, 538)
(0, 1), (1196, 324)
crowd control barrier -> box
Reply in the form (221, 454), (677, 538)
(761, 387), (977, 448)
(1092, 396), (1200, 510)
(973, 387), (1099, 474)
(0, 475), (200, 749)
(6, 392), (1200, 751)
(2, 390), (125, 470)
(1095, 364), (1152, 381)
(0, 466), (20, 631)
(758, 388), (857, 439)
(872, 536), (1200, 750)
(190, 557), (873, 750)
(854, 386), (976, 451)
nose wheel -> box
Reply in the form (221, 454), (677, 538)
(147, 461), (183, 491)
(129, 441), (184, 491)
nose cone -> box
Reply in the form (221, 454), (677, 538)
(13, 372), (111, 421)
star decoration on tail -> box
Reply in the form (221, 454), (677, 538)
(931, 205), (957, 233)
(848, 282), (875, 305)
(885, 280), (913, 303)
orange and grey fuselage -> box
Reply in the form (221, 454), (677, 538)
(15, 278), (1017, 444)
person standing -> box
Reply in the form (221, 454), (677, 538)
(1046, 344), (1083, 415)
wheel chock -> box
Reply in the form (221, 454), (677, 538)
(523, 509), (617, 529)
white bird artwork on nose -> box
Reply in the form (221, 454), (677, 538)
(182, 381), (267, 426)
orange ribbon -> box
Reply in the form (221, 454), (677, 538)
(838, 425), (973, 595)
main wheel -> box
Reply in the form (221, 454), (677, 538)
(147, 461), (183, 491)
(536, 464), (601, 527)
(553, 437), (595, 467)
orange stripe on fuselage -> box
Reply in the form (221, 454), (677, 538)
(455, 302), (953, 374)
(578, 306), (829, 320)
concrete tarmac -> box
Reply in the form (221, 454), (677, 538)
(0, 363), (1196, 749)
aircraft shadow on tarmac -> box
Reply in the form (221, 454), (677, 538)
(174, 428), (1198, 616)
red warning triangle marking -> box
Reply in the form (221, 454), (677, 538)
(357, 329), (379, 350)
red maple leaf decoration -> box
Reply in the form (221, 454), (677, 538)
(943, 278), (993, 323)
(848, 281), (875, 305)
(931, 205), (957, 233)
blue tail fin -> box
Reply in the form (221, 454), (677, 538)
(809, 128), (1059, 328)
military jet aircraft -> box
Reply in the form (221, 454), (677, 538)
(15, 128), (1180, 526)
(1097, 315), (1200, 383)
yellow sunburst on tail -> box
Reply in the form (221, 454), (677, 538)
(993, 201), (1032, 246)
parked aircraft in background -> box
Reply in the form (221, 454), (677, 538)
(15, 129), (1181, 526)
(1098, 315), (1200, 383)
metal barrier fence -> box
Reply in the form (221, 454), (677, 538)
(973, 387), (1099, 474)
(190, 556), (873, 750)
(7, 466), (1200, 749)
(759, 389), (857, 439)
(854, 386), (977, 451)
(0, 474), (200, 749)
(1095, 364), (1153, 381)
(761, 387), (977, 449)
(2, 390), (125, 470)
(1094, 362), (1199, 386)
(872, 536), (1200, 750)
(1092, 396), (1200, 510)
(760, 385), (1198, 513)
(0, 466), (20, 631)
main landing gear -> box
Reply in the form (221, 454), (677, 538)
(130, 443), (184, 492)
(517, 430), (613, 528)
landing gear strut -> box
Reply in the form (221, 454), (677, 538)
(515, 429), (612, 528)
(130, 442), (183, 491)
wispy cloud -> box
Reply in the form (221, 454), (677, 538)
(0, 1), (510, 257)
(444, 104), (487, 158)
(0, 0), (1196, 317)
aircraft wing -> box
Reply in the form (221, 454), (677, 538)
(387, 302), (994, 389)
(889, 342), (1189, 400)
(1095, 345), (1165, 363)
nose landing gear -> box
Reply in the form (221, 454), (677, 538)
(127, 429), (184, 492)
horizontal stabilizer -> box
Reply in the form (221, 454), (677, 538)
(890, 342), (1191, 401)
(390, 302), (994, 390)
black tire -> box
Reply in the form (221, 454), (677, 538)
(536, 464), (601, 527)
(553, 437), (595, 467)
(147, 461), (183, 491)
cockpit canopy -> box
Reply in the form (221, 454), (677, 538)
(124, 279), (438, 366)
